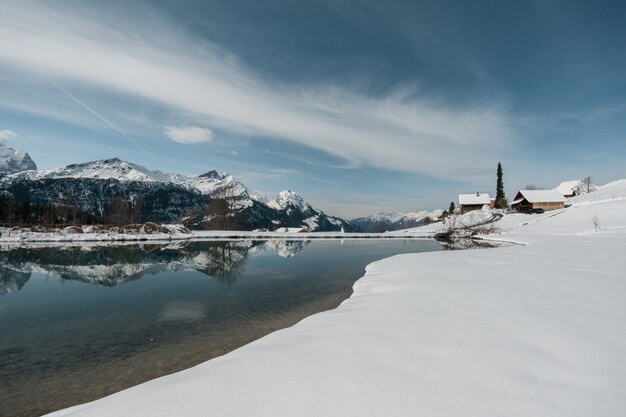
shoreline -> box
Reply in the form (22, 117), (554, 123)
(0, 227), (436, 243)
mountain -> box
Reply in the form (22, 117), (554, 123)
(267, 190), (355, 231)
(350, 210), (444, 232)
(0, 152), (355, 231)
(0, 143), (37, 176)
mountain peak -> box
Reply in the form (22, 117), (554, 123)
(0, 142), (37, 176)
(267, 190), (311, 213)
(198, 170), (224, 180)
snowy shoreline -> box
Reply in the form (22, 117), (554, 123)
(46, 180), (626, 417)
(0, 226), (437, 243)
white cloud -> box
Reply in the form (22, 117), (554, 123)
(0, 1), (514, 180)
(164, 126), (213, 144)
(0, 129), (18, 140)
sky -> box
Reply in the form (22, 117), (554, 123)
(0, 0), (624, 218)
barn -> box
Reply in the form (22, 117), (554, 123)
(510, 190), (566, 212)
(458, 192), (491, 214)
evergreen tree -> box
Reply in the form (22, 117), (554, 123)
(448, 201), (455, 213)
(495, 162), (506, 209)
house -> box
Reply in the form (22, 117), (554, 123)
(458, 192), (491, 214)
(510, 190), (566, 212)
(555, 180), (582, 198)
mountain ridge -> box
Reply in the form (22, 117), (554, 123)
(0, 150), (356, 232)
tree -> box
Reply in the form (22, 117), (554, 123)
(205, 183), (245, 230)
(108, 196), (129, 226)
(525, 184), (539, 190)
(582, 176), (593, 193)
(130, 195), (144, 224)
(495, 162), (507, 209)
(448, 201), (456, 213)
(2, 196), (18, 235)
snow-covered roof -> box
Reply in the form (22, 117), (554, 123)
(515, 190), (567, 204)
(555, 180), (581, 196)
(458, 193), (491, 206)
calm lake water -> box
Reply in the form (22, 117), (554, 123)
(0, 239), (448, 417)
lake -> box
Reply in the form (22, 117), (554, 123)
(0, 238), (450, 416)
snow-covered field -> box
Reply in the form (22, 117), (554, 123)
(43, 179), (626, 416)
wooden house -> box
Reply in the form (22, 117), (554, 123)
(510, 190), (566, 212)
(458, 192), (491, 214)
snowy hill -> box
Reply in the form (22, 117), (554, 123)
(0, 142), (37, 176)
(351, 210), (444, 232)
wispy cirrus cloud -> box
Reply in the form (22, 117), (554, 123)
(0, 0), (514, 181)
(0, 129), (18, 140)
(164, 126), (213, 144)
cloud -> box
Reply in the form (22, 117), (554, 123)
(0, 1), (514, 180)
(0, 129), (18, 140)
(164, 126), (213, 144)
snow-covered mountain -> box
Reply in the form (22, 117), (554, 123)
(6, 157), (248, 197)
(0, 151), (354, 231)
(0, 142), (37, 176)
(350, 210), (444, 232)
(7, 157), (184, 182)
(267, 190), (355, 231)
(267, 190), (312, 213)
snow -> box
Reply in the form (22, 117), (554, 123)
(458, 192), (491, 205)
(0, 224), (192, 243)
(45, 180), (626, 417)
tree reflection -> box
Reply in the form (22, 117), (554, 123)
(193, 242), (248, 287)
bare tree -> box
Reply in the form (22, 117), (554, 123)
(592, 213), (601, 232)
(205, 183), (244, 230)
(582, 176), (593, 193)
(525, 184), (539, 190)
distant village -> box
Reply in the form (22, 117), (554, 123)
(456, 178), (593, 215)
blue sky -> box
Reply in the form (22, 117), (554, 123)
(0, 0), (624, 218)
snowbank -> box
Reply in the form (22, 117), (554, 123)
(47, 180), (626, 417)
(0, 224), (192, 243)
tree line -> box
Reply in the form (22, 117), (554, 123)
(1, 184), (247, 230)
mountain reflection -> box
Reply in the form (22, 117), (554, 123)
(0, 240), (311, 293)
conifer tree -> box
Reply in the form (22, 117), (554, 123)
(448, 201), (455, 213)
(495, 162), (506, 209)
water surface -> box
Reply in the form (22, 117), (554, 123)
(0, 239), (446, 416)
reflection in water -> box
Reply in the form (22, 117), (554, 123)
(0, 238), (450, 417)
(439, 238), (496, 251)
(0, 268), (31, 295)
(0, 240), (311, 293)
